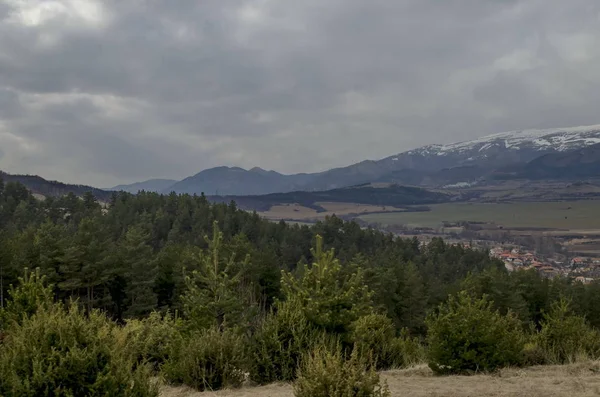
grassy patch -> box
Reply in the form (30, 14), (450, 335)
(359, 201), (600, 230)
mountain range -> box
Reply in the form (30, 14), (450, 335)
(113, 124), (600, 195)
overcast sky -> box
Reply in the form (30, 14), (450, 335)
(1, 0), (599, 187)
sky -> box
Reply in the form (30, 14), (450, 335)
(1, 0), (599, 187)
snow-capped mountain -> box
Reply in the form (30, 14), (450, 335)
(380, 124), (600, 172)
(307, 124), (600, 190)
(409, 124), (600, 156)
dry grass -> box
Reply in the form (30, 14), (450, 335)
(160, 382), (293, 397)
(160, 361), (600, 397)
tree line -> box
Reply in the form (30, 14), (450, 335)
(1, 177), (600, 333)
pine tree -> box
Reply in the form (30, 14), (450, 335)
(396, 261), (427, 334)
(58, 218), (113, 312)
(33, 222), (67, 289)
(82, 191), (100, 213)
(121, 225), (157, 318)
(281, 235), (374, 335)
(181, 221), (248, 330)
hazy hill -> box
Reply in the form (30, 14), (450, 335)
(111, 179), (178, 193)
(0, 171), (114, 201)
(167, 166), (315, 196)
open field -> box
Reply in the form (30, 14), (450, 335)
(259, 202), (406, 221)
(359, 200), (600, 230)
(462, 180), (600, 202)
(161, 361), (600, 397)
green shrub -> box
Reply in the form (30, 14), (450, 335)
(162, 327), (247, 391)
(350, 314), (403, 370)
(391, 329), (427, 368)
(537, 298), (600, 364)
(250, 299), (320, 384)
(520, 341), (547, 366)
(294, 345), (390, 397)
(426, 291), (525, 375)
(121, 311), (183, 372)
(0, 303), (157, 397)
(0, 268), (53, 328)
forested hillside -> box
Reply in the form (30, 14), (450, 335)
(0, 171), (114, 201)
(2, 176), (600, 396)
(0, 177), (483, 324)
(2, 175), (600, 329)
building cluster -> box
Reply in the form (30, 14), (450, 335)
(570, 257), (600, 284)
(490, 247), (561, 277)
(489, 247), (599, 283)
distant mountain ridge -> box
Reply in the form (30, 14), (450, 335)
(115, 123), (600, 195)
(5, 125), (600, 209)
(111, 179), (177, 193)
(167, 166), (313, 196)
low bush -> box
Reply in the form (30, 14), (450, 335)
(250, 300), (320, 384)
(426, 291), (525, 375)
(0, 303), (157, 397)
(391, 329), (427, 368)
(294, 345), (390, 397)
(121, 311), (183, 372)
(537, 298), (600, 364)
(162, 327), (247, 391)
(350, 313), (403, 370)
(521, 341), (547, 366)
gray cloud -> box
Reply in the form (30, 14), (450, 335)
(1, 0), (599, 186)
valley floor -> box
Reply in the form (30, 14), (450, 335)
(161, 361), (600, 397)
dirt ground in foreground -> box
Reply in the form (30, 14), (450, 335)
(161, 361), (600, 397)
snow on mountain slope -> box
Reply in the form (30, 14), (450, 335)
(408, 124), (600, 157)
(370, 124), (600, 180)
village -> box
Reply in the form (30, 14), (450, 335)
(368, 219), (600, 284)
(489, 246), (600, 283)
(404, 231), (600, 284)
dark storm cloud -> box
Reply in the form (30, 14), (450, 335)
(0, 0), (599, 186)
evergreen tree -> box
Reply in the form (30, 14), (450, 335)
(58, 217), (113, 312)
(33, 222), (67, 290)
(121, 225), (157, 318)
(396, 261), (427, 334)
(181, 222), (248, 330)
(281, 235), (374, 335)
